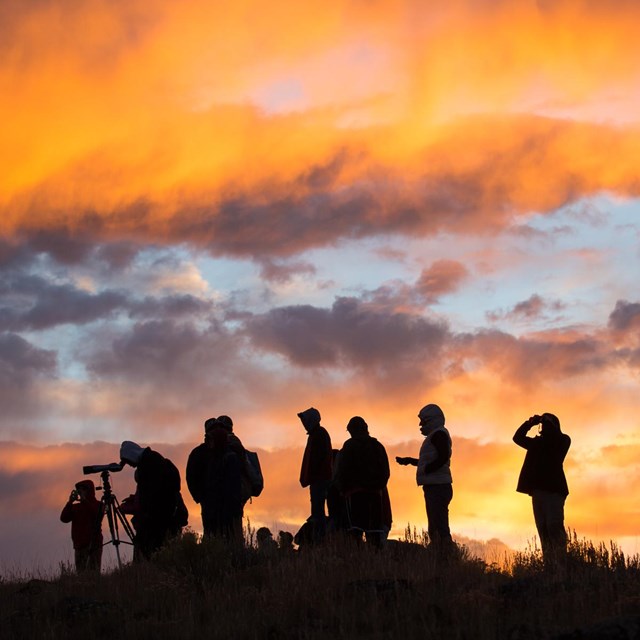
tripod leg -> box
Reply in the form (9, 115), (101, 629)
(104, 502), (123, 569)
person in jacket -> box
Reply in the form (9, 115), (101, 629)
(187, 416), (250, 532)
(513, 412), (571, 560)
(298, 407), (333, 540)
(334, 416), (391, 546)
(120, 441), (186, 560)
(396, 403), (454, 549)
(60, 479), (103, 572)
(198, 425), (244, 541)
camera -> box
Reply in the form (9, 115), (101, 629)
(70, 489), (79, 501)
(83, 462), (124, 475)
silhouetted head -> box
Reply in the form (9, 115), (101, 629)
(540, 412), (561, 436)
(120, 441), (145, 467)
(278, 531), (294, 549)
(297, 407), (321, 432)
(418, 404), (445, 436)
(257, 527), (273, 542)
(75, 479), (96, 501)
(209, 426), (228, 451)
(217, 415), (233, 432)
(204, 417), (219, 432)
(347, 416), (369, 437)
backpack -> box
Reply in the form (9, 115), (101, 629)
(245, 450), (264, 497)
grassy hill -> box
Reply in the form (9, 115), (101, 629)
(1, 530), (639, 639)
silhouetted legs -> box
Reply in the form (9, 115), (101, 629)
(74, 546), (102, 572)
(423, 484), (453, 546)
(309, 480), (330, 540)
(531, 490), (566, 559)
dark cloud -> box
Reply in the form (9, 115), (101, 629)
(0, 274), (128, 331)
(244, 296), (450, 369)
(608, 300), (640, 333)
(0, 332), (57, 417)
(128, 294), (213, 319)
(0, 332), (57, 381)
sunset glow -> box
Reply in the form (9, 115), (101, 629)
(1, 0), (639, 573)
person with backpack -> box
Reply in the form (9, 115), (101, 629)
(513, 412), (571, 561)
(120, 441), (187, 560)
(298, 407), (333, 541)
(199, 425), (244, 541)
(187, 416), (262, 538)
(334, 416), (391, 546)
(60, 479), (103, 572)
(216, 415), (263, 504)
(396, 403), (454, 550)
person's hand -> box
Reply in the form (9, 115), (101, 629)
(395, 456), (410, 465)
(69, 489), (79, 502)
(528, 415), (541, 426)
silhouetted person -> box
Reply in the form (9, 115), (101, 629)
(298, 407), (333, 542)
(513, 413), (571, 560)
(216, 414), (253, 505)
(192, 425), (244, 542)
(120, 441), (186, 560)
(334, 416), (391, 546)
(278, 530), (295, 553)
(256, 527), (278, 555)
(396, 404), (454, 549)
(187, 417), (247, 538)
(60, 479), (103, 572)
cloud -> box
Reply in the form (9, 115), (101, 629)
(414, 260), (470, 304)
(0, 333), (57, 416)
(486, 294), (566, 324)
(608, 299), (640, 334)
(244, 296), (450, 371)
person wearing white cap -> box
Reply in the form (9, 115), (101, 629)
(120, 440), (187, 560)
(396, 403), (454, 549)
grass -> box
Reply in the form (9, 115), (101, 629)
(1, 528), (638, 639)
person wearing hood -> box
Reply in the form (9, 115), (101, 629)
(298, 407), (333, 540)
(334, 416), (391, 546)
(120, 441), (187, 560)
(513, 412), (571, 560)
(396, 404), (454, 548)
(60, 479), (103, 572)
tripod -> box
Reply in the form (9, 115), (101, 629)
(97, 469), (136, 568)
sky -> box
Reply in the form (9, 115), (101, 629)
(1, 0), (639, 574)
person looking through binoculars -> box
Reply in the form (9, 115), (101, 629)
(60, 479), (103, 572)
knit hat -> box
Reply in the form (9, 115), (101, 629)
(120, 441), (145, 466)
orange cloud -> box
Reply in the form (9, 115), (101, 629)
(2, 2), (640, 258)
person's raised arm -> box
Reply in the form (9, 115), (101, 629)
(513, 415), (540, 449)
